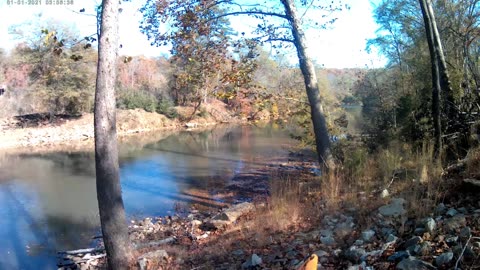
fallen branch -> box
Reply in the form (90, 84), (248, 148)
(454, 236), (480, 270)
(443, 159), (467, 175)
(57, 247), (104, 255)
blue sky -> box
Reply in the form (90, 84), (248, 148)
(0, 0), (386, 68)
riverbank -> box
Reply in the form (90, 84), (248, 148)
(58, 149), (480, 270)
(0, 100), (244, 153)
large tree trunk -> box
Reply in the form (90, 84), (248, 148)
(419, 0), (442, 157)
(280, 0), (335, 170)
(94, 0), (133, 269)
(424, 0), (455, 120)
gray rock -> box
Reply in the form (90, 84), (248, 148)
(343, 246), (366, 263)
(213, 202), (254, 222)
(435, 252), (453, 266)
(314, 250), (328, 257)
(232, 249), (244, 256)
(361, 229), (376, 242)
(414, 228), (426, 235)
(321, 236), (336, 246)
(138, 249), (168, 270)
(354, 240), (364, 246)
(396, 256), (436, 270)
(459, 226), (471, 239)
(242, 254), (262, 269)
(388, 251), (410, 262)
(379, 198), (406, 217)
(445, 236), (459, 245)
(404, 236), (422, 249)
(320, 229), (334, 237)
(444, 215), (466, 232)
(334, 222), (355, 239)
(435, 203), (447, 215)
(348, 262), (368, 270)
(407, 244), (421, 255)
(424, 218), (436, 233)
(416, 241), (432, 256)
(446, 208), (458, 217)
(386, 234), (399, 243)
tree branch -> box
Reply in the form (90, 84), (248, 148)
(210, 11), (289, 22)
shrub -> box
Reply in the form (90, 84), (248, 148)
(117, 89), (158, 112)
(156, 98), (178, 119)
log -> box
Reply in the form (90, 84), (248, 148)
(58, 247), (104, 255)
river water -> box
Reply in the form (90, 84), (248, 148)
(0, 124), (294, 270)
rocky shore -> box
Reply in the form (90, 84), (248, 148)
(56, 157), (479, 270)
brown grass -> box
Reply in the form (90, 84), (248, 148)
(466, 146), (480, 178)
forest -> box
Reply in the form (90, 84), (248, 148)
(0, 0), (479, 269)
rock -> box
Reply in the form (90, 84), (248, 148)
(242, 254), (262, 269)
(343, 246), (366, 263)
(459, 226), (471, 239)
(354, 240), (364, 246)
(414, 228), (426, 235)
(320, 229), (334, 237)
(445, 236), (459, 245)
(139, 249), (168, 261)
(396, 256), (436, 270)
(209, 220), (230, 229)
(191, 220), (202, 226)
(139, 218), (154, 227)
(435, 252), (453, 266)
(379, 198), (406, 217)
(334, 221), (355, 239)
(386, 234), (399, 243)
(361, 229), (375, 242)
(444, 215), (466, 232)
(314, 250), (328, 257)
(320, 236), (336, 246)
(79, 262), (89, 270)
(424, 218), (436, 233)
(416, 241), (432, 256)
(435, 203), (447, 215)
(388, 251), (410, 262)
(213, 202), (254, 223)
(404, 236), (422, 249)
(232, 249), (244, 256)
(138, 258), (148, 270)
(381, 189), (390, 198)
(348, 262), (369, 270)
(446, 208), (458, 217)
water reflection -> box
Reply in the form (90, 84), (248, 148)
(0, 124), (293, 269)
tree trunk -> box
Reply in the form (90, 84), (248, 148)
(94, 0), (133, 269)
(419, 0), (442, 157)
(280, 0), (335, 170)
(424, 0), (455, 120)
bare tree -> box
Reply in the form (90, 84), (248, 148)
(419, 0), (442, 156)
(94, 0), (133, 269)
(280, 0), (334, 169)
(141, 0), (343, 170)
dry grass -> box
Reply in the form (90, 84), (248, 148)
(466, 146), (480, 178)
(327, 141), (448, 222)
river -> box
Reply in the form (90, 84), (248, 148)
(0, 124), (294, 270)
